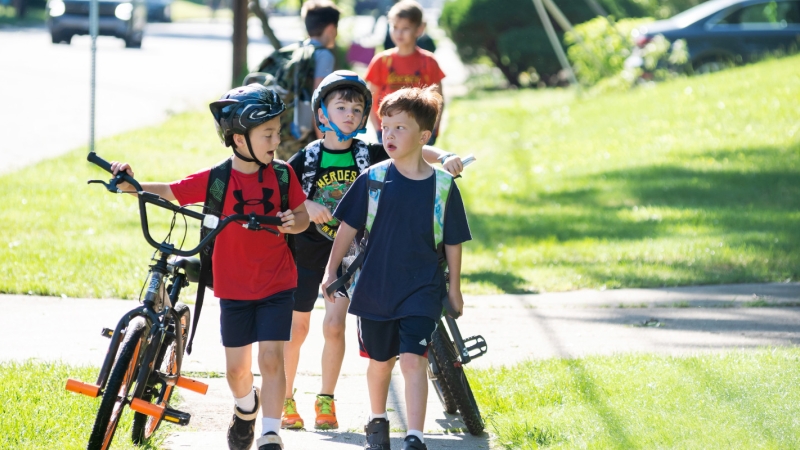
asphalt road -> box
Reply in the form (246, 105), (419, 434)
(0, 19), (296, 175)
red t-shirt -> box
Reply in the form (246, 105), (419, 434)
(365, 47), (446, 127)
(170, 163), (306, 301)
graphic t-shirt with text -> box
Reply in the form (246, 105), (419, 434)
(288, 139), (389, 268)
(365, 47), (446, 128)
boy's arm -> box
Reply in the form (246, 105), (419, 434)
(111, 161), (176, 201)
(367, 81), (382, 136)
(444, 243), (464, 317)
(421, 145), (463, 176)
(321, 220), (358, 303)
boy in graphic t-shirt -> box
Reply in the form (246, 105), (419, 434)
(365, 0), (445, 144)
(280, 70), (464, 431)
(110, 85), (310, 450)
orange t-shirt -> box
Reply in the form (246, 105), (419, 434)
(365, 47), (446, 127)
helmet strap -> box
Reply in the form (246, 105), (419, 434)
(319, 102), (366, 142)
(233, 133), (268, 182)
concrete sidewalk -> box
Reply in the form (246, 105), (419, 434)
(3, 283), (800, 449)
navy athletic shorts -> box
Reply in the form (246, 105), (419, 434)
(357, 316), (436, 362)
(293, 264), (347, 313)
(219, 289), (295, 347)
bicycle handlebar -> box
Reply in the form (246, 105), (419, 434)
(87, 152), (284, 257)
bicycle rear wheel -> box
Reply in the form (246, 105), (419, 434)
(132, 303), (191, 443)
(430, 324), (485, 435)
(87, 317), (147, 450)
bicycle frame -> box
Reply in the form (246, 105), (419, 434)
(66, 152), (285, 448)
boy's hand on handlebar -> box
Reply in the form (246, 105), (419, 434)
(276, 209), (297, 234)
(305, 200), (333, 225)
(110, 161), (135, 191)
(447, 289), (464, 318)
(442, 155), (464, 177)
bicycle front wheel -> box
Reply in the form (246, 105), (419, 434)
(428, 334), (458, 414)
(430, 324), (485, 435)
(132, 302), (191, 443)
(87, 317), (147, 450)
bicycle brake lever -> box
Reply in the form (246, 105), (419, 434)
(244, 214), (281, 236)
(87, 179), (122, 193)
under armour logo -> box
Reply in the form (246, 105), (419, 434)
(232, 188), (274, 215)
(419, 338), (427, 346)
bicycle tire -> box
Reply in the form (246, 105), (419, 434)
(87, 317), (147, 450)
(428, 346), (458, 414)
(132, 303), (191, 443)
(430, 324), (485, 435)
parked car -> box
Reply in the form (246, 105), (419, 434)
(46, 0), (147, 48)
(627, 0), (800, 72)
(146, 0), (171, 22)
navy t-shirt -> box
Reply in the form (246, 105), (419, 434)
(333, 164), (471, 321)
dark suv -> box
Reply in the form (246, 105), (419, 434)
(628, 0), (800, 72)
(46, 0), (147, 48)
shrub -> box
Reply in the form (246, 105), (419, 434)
(439, 0), (709, 87)
(565, 16), (653, 86)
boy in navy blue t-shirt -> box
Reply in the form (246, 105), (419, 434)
(322, 86), (471, 450)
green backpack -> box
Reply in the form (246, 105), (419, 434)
(244, 40), (327, 160)
(326, 160), (454, 298)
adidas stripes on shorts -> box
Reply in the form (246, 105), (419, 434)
(356, 316), (436, 362)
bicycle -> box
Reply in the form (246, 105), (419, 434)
(418, 153), (488, 435)
(65, 152), (285, 450)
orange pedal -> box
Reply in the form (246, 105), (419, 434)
(65, 379), (100, 398)
(176, 376), (208, 395)
(130, 398), (164, 418)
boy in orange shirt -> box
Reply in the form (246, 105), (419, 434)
(365, 0), (445, 144)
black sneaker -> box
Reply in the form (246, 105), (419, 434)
(364, 418), (391, 450)
(227, 387), (260, 450)
(257, 431), (284, 450)
(402, 435), (427, 450)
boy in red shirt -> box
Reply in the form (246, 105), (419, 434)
(110, 85), (309, 450)
(365, 0), (445, 144)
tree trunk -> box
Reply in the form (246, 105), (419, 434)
(249, 1), (282, 50)
(13, 0), (27, 18)
(232, 0), (249, 87)
(485, 42), (521, 87)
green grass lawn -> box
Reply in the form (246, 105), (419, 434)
(470, 348), (800, 449)
(441, 54), (800, 294)
(1, 56), (798, 298)
(0, 361), (166, 449)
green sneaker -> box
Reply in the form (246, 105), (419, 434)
(281, 396), (304, 429)
(314, 395), (339, 430)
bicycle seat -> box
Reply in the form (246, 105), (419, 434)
(170, 256), (202, 283)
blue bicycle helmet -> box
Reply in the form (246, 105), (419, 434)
(311, 70), (372, 142)
(210, 84), (286, 166)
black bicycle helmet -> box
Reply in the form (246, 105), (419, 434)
(311, 70), (372, 141)
(209, 84), (286, 165)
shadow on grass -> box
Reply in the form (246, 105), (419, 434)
(465, 145), (800, 291)
(566, 359), (638, 449)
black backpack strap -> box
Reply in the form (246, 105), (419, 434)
(272, 159), (295, 258)
(187, 157), (232, 355)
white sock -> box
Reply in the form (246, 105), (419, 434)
(234, 388), (256, 413)
(261, 417), (281, 435)
(369, 412), (388, 421)
(407, 430), (424, 443)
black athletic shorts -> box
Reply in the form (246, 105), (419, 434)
(219, 289), (295, 347)
(357, 316), (437, 362)
(294, 264), (347, 313)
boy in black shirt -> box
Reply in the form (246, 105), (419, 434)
(283, 71), (464, 431)
(322, 86), (471, 450)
